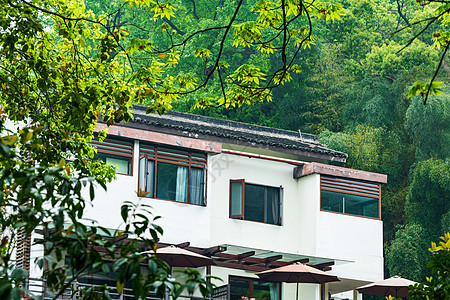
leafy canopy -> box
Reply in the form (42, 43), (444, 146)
(0, 0), (344, 298)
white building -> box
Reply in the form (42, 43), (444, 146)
(30, 106), (387, 299)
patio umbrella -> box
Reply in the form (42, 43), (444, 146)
(256, 262), (340, 300)
(142, 245), (215, 268)
(356, 275), (417, 298)
(143, 246), (215, 300)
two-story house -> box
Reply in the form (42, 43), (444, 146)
(29, 105), (387, 300)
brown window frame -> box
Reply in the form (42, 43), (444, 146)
(229, 180), (282, 225)
(138, 143), (207, 206)
(91, 137), (134, 176)
(320, 175), (381, 220)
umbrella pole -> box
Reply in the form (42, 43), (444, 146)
(296, 282), (299, 300)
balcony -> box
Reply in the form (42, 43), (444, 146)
(24, 277), (229, 300)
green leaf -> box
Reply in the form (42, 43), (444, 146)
(121, 204), (129, 222)
(116, 280), (124, 295)
(11, 268), (27, 281)
(89, 182), (95, 201)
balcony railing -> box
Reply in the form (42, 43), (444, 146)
(24, 278), (229, 300)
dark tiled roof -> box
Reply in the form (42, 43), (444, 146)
(130, 105), (348, 161)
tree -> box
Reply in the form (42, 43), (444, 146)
(408, 232), (450, 299)
(385, 158), (450, 282)
(403, 0), (450, 103)
(405, 92), (450, 161)
(406, 158), (450, 236)
(1, 0), (345, 299)
(385, 224), (430, 281)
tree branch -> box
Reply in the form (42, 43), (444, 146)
(396, 0), (411, 27)
(163, 17), (186, 35)
(424, 42), (450, 104)
(189, 0), (199, 20)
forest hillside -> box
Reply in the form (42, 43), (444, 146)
(165, 0), (450, 282)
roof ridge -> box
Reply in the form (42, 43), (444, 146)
(131, 105), (319, 143)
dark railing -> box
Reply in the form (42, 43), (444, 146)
(25, 278), (228, 300)
(211, 284), (230, 300)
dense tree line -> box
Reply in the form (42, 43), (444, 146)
(166, 0), (450, 282)
(0, 1), (448, 299)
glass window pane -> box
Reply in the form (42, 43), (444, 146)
(230, 181), (243, 217)
(95, 152), (131, 175)
(344, 193), (379, 218)
(189, 167), (204, 205)
(105, 157), (130, 174)
(230, 279), (250, 300)
(266, 187), (280, 225)
(230, 182), (243, 217)
(156, 162), (179, 201)
(244, 184), (265, 223)
(321, 190), (344, 213)
(254, 280), (280, 300)
(321, 190), (379, 218)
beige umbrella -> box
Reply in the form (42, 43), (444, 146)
(143, 246), (215, 300)
(257, 262), (340, 300)
(356, 276), (417, 298)
(143, 245), (215, 268)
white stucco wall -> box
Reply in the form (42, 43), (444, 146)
(83, 140), (213, 246)
(208, 153), (301, 253)
(80, 139), (384, 299)
(296, 174), (321, 256)
(316, 211), (384, 282)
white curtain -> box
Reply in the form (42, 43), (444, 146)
(190, 168), (204, 205)
(270, 192), (280, 224)
(269, 283), (280, 300)
(175, 166), (188, 202)
(146, 161), (154, 195)
(139, 157), (146, 192)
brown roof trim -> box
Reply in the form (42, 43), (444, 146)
(293, 162), (387, 184)
(95, 123), (222, 154)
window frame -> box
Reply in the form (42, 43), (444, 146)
(91, 137), (134, 176)
(229, 180), (282, 225)
(138, 143), (207, 206)
(320, 175), (381, 220)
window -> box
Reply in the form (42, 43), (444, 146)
(139, 143), (206, 205)
(91, 137), (133, 175)
(229, 180), (281, 225)
(229, 276), (280, 300)
(320, 175), (380, 219)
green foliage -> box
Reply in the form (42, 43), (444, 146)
(366, 41), (439, 79)
(405, 0), (450, 103)
(386, 158), (450, 282)
(84, 0), (345, 110)
(0, 0), (448, 293)
(319, 125), (389, 173)
(407, 80), (444, 100)
(0, 130), (215, 299)
(406, 158), (450, 235)
(408, 233), (450, 299)
(385, 224), (429, 282)
(405, 93), (450, 161)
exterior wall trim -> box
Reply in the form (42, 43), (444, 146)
(293, 162), (387, 184)
(95, 123), (222, 154)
